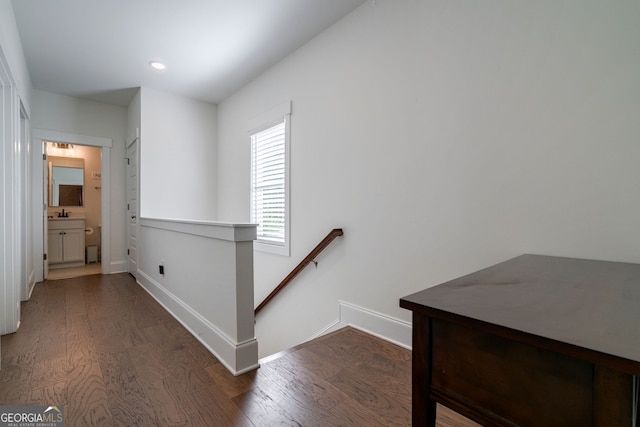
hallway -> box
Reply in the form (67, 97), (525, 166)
(0, 274), (477, 426)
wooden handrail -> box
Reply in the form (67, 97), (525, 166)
(255, 228), (344, 315)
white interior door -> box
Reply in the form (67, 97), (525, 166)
(43, 146), (49, 279)
(126, 138), (139, 277)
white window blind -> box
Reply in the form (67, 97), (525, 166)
(251, 120), (286, 247)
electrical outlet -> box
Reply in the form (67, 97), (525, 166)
(159, 261), (165, 275)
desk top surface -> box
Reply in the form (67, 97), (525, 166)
(400, 254), (640, 368)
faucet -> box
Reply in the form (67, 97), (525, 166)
(58, 209), (69, 218)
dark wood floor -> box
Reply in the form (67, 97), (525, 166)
(0, 273), (479, 426)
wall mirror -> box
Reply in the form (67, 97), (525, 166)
(49, 156), (84, 207)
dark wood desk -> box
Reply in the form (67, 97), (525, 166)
(400, 255), (640, 427)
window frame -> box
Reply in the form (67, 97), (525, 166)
(248, 101), (291, 256)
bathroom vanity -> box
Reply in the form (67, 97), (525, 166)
(48, 218), (86, 268)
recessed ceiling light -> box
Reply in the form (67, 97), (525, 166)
(149, 61), (166, 70)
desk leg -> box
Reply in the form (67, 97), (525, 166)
(593, 365), (634, 427)
(635, 376), (639, 427)
(413, 313), (436, 427)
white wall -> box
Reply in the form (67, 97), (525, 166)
(0, 0), (31, 105)
(31, 90), (128, 270)
(139, 87), (217, 220)
(217, 0), (640, 356)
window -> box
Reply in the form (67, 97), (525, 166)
(250, 102), (291, 256)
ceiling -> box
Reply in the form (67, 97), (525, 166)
(11, 0), (367, 106)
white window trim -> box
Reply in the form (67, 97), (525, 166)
(249, 101), (291, 256)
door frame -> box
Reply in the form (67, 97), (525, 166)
(20, 101), (32, 300)
(1, 46), (20, 335)
(126, 137), (140, 277)
(32, 129), (112, 281)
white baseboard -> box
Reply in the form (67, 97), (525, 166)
(27, 270), (36, 300)
(109, 260), (128, 274)
(315, 301), (412, 350)
(310, 319), (344, 339)
(136, 269), (259, 375)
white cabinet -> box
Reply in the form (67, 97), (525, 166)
(48, 218), (85, 268)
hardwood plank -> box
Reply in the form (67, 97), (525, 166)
(279, 347), (344, 380)
(329, 398), (393, 427)
(66, 357), (114, 426)
(20, 293), (46, 321)
(28, 381), (68, 407)
(232, 384), (301, 427)
(0, 351), (36, 383)
(183, 382), (255, 427)
(138, 378), (195, 426)
(124, 297), (164, 329)
(42, 283), (66, 307)
(98, 350), (160, 426)
(204, 363), (258, 399)
(259, 359), (348, 411)
(185, 340), (223, 369)
(328, 367), (410, 426)
(0, 378), (31, 406)
(35, 330), (67, 362)
(30, 356), (69, 388)
(141, 323), (219, 371)
(91, 318), (146, 353)
(127, 343), (174, 384)
(339, 362), (410, 406)
(140, 375), (236, 427)
(66, 315), (99, 365)
(1, 326), (39, 358)
(167, 357), (217, 392)
(437, 404), (483, 427)
(245, 364), (345, 427)
(65, 281), (88, 318)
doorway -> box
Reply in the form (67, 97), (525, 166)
(45, 143), (102, 279)
(32, 129), (113, 283)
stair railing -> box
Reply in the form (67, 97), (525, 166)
(254, 228), (344, 315)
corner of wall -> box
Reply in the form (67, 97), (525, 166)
(311, 300), (412, 350)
